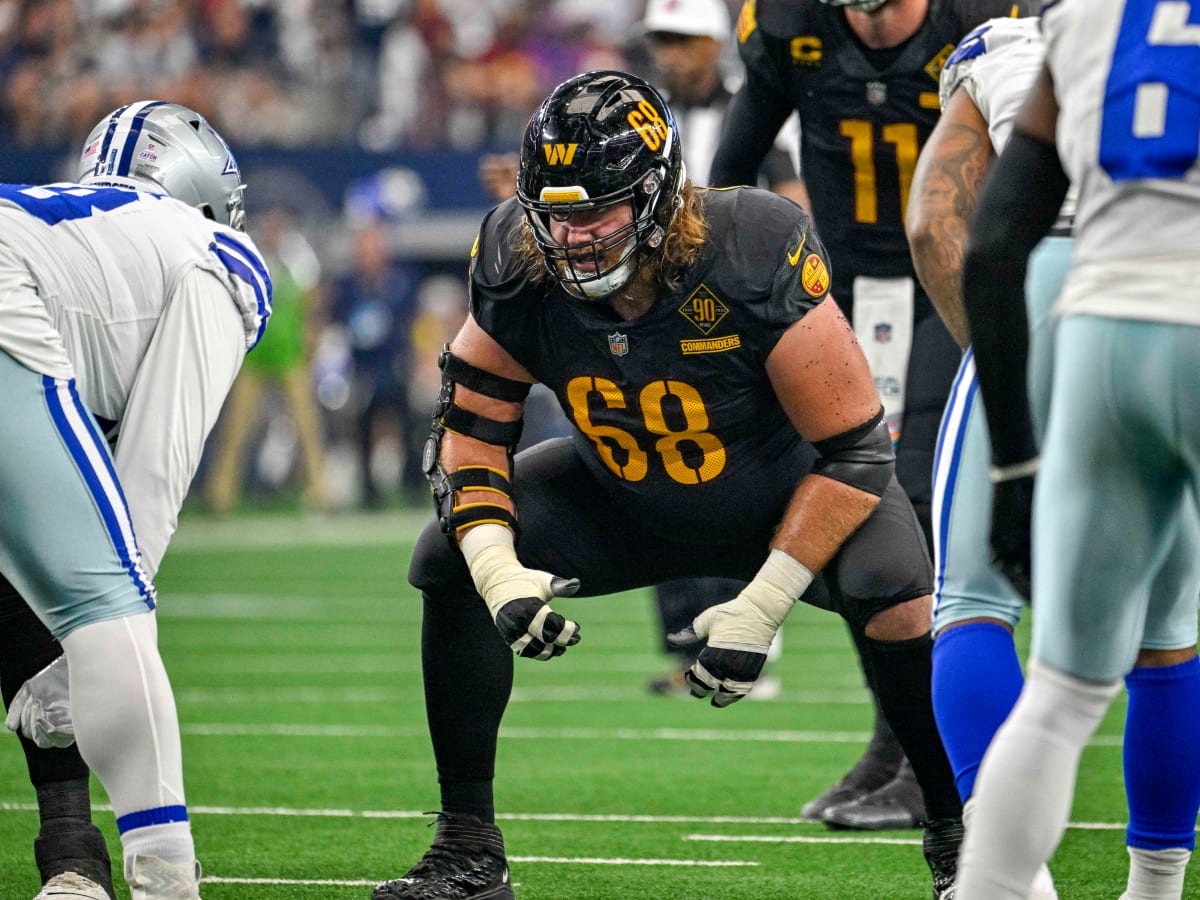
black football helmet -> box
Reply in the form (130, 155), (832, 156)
(816, 0), (890, 11)
(517, 70), (684, 300)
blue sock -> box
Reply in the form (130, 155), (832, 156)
(1124, 656), (1200, 851)
(931, 622), (1024, 802)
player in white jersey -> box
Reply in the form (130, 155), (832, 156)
(909, 13), (1200, 900)
(948, 1), (1200, 897)
(0, 101), (271, 900)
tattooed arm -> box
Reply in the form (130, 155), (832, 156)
(906, 87), (995, 349)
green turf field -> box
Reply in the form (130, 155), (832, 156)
(0, 510), (1142, 898)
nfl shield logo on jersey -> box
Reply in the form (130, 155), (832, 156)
(608, 332), (629, 357)
(874, 322), (892, 343)
(866, 81), (888, 106)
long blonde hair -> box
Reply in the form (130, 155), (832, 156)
(514, 181), (708, 294)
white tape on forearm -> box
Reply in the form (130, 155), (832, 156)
(459, 523), (551, 615)
(748, 550), (815, 627)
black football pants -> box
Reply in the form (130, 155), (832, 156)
(407, 437), (960, 822)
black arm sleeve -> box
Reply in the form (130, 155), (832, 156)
(710, 70), (796, 188)
(962, 129), (1070, 469)
(760, 145), (800, 189)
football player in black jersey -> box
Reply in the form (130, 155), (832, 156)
(708, 0), (1036, 830)
(374, 70), (962, 900)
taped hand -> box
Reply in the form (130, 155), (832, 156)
(667, 551), (811, 708)
(461, 524), (581, 660)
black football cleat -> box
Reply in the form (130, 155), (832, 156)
(374, 813), (514, 899)
(823, 758), (925, 830)
(800, 753), (900, 823)
(922, 816), (964, 900)
(34, 819), (116, 900)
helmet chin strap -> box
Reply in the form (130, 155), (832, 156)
(570, 216), (669, 300)
(568, 254), (639, 300)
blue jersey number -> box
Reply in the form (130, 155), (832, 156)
(0, 183), (148, 225)
(1099, 0), (1200, 181)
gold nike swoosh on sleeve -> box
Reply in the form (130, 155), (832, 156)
(787, 234), (807, 267)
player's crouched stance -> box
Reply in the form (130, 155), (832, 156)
(376, 71), (962, 900)
(0, 102), (270, 900)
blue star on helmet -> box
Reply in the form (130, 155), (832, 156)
(946, 23), (993, 67)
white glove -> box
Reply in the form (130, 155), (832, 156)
(5, 654), (75, 748)
(669, 550), (812, 707)
(460, 524), (581, 660)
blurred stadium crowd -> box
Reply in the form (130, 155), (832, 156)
(0, 0), (743, 512)
(0, 0), (688, 150)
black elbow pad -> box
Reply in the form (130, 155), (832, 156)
(811, 410), (895, 497)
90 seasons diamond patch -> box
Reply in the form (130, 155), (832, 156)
(678, 284), (729, 335)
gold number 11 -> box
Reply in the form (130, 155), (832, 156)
(839, 119), (919, 224)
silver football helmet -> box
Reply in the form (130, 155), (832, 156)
(77, 101), (246, 231)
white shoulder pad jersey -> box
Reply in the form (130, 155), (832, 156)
(0, 184), (270, 409)
(939, 16), (1044, 155)
(1042, 0), (1200, 296)
(0, 183), (272, 573)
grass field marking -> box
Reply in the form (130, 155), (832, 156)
(177, 722), (875, 742)
(170, 654), (721, 676)
(0, 801), (1140, 832)
(199, 854), (759, 887)
(170, 510), (430, 550)
(160, 594), (357, 619)
(183, 723), (420, 737)
(685, 834), (921, 846)
(173, 721), (1125, 747)
(203, 877), (378, 886)
(362, 811), (811, 824)
(169, 685), (871, 705)
(507, 857), (759, 866)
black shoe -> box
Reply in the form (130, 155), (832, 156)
(922, 816), (964, 900)
(823, 759), (925, 830)
(800, 753), (900, 822)
(374, 813), (514, 899)
(34, 819), (115, 900)
(646, 665), (691, 697)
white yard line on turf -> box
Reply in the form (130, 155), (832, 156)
(686, 834), (921, 845)
(170, 511), (429, 550)
(0, 801), (1133, 832)
(178, 722), (876, 742)
(203, 878), (378, 886)
(172, 685), (872, 705)
(199, 855), (759, 887)
(170, 721), (1124, 747)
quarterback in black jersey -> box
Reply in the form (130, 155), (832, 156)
(375, 71), (962, 900)
(708, 0), (1035, 830)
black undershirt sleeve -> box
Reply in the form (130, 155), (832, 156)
(709, 69), (796, 188)
(962, 128), (1070, 469)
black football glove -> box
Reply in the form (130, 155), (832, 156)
(990, 473), (1034, 602)
(492, 592), (581, 660)
(461, 524), (581, 660)
(668, 624), (767, 708)
(665, 553), (810, 708)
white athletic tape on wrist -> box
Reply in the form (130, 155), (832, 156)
(459, 523), (551, 617)
(698, 550), (814, 653)
(989, 456), (1040, 483)
(748, 549), (814, 626)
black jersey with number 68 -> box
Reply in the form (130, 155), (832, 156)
(467, 188), (831, 545)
